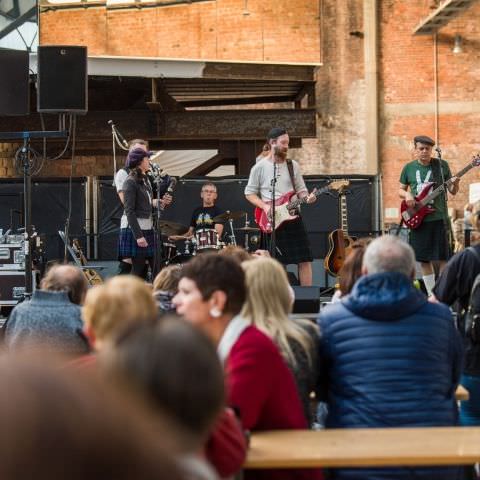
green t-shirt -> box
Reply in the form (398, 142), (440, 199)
(399, 159), (452, 222)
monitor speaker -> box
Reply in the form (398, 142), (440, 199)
(0, 49), (30, 116)
(37, 45), (88, 114)
(292, 286), (321, 314)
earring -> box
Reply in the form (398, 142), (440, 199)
(210, 308), (221, 318)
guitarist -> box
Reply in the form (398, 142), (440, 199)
(245, 127), (316, 286)
(399, 135), (460, 296)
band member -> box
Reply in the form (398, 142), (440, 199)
(399, 135), (460, 296)
(115, 139), (171, 274)
(170, 182), (224, 241)
(119, 148), (161, 279)
(245, 127), (316, 286)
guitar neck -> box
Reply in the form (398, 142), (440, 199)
(419, 162), (475, 207)
(340, 194), (349, 235)
(286, 186), (326, 210)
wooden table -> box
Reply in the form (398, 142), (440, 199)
(456, 385), (470, 401)
(244, 427), (480, 469)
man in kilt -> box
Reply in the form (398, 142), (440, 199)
(245, 127), (317, 286)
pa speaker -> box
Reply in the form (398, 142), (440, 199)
(37, 45), (88, 114)
(0, 49), (30, 116)
(292, 286), (321, 314)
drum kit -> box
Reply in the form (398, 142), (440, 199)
(158, 210), (260, 265)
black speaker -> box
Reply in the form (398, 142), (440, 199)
(37, 45), (88, 114)
(292, 286), (321, 314)
(0, 49), (29, 116)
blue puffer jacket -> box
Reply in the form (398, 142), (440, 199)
(317, 272), (463, 480)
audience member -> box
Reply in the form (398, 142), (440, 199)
(103, 317), (232, 480)
(82, 275), (157, 352)
(433, 203), (480, 426)
(173, 253), (322, 480)
(153, 265), (182, 314)
(218, 245), (252, 263)
(5, 264), (89, 356)
(317, 235), (462, 480)
(241, 257), (318, 424)
(333, 238), (372, 301)
(0, 354), (182, 480)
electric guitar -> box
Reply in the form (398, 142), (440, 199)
(324, 183), (356, 277)
(254, 180), (349, 233)
(400, 154), (480, 229)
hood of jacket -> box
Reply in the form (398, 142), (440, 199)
(342, 271), (427, 321)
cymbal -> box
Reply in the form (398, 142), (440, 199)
(158, 220), (189, 236)
(236, 226), (260, 232)
(212, 210), (246, 222)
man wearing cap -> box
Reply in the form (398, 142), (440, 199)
(115, 139), (172, 275)
(399, 135), (460, 296)
(245, 127), (317, 286)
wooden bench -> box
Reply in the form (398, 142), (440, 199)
(244, 427), (480, 469)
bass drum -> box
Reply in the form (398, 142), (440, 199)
(195, 229), (219, 252)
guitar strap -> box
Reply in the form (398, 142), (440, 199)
(286, 159), (297, 193)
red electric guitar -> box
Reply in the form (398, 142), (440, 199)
(400, 154), (480, 229)
(254, 180), (349, 233)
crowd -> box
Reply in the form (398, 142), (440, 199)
(2, 203), (480, 480)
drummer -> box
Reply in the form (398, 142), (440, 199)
(170, 182), (224, 242)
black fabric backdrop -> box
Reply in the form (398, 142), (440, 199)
(0, 180), (85, 261)
(0, 176), (376, 262)
(98, 175), (376, 261)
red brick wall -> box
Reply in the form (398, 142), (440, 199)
(380, 1), (480, 221)
(40, 0), (321, 63)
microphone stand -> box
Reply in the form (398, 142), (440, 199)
(108, 120), (128, 186)
(269, 158), (278, 258)
(435, 146), (452, 258)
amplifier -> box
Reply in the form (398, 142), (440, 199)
(0, 271), (36, 306)
(0, 243), (24, 270)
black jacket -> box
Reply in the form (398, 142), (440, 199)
(123, 172), (153, 239)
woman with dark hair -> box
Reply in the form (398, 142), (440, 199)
(119, 148), (157, 279)
(173, 253), (323, 480)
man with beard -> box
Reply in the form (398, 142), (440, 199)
(399, 135), (459, 296)
(245, 127), (316, 286)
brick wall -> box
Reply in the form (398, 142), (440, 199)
(379, 1), (480, 222)
(40, 0), (321, 63)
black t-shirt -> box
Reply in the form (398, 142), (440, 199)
(434, 244), (480, 375)
(190, 205), (223, 230)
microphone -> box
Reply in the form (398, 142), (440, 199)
(435, 146), (442, 158)
(108, 120), (128, 148)
(167, 177), (177, 194)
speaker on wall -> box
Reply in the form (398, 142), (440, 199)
(37, 45), (88, 114)
(0, 49), (30, 116)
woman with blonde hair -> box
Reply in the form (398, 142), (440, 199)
(240, 257), (319, 424)
(83, 275), (157, 352)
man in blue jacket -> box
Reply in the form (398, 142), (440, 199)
(317, 235), (463, 480)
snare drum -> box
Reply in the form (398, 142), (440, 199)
(195, 229), (219, 251)
(162, 242), (177, 264)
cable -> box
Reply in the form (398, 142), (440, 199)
(63, 114), (77, 262)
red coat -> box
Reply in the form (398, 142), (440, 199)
(226, 326), (323, 480)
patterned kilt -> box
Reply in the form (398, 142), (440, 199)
(261, 216), (313, 265)
(118, 228), (156, 259)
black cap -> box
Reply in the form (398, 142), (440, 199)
(267, 127), (287, 140)
(413, 135), (435, 147)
